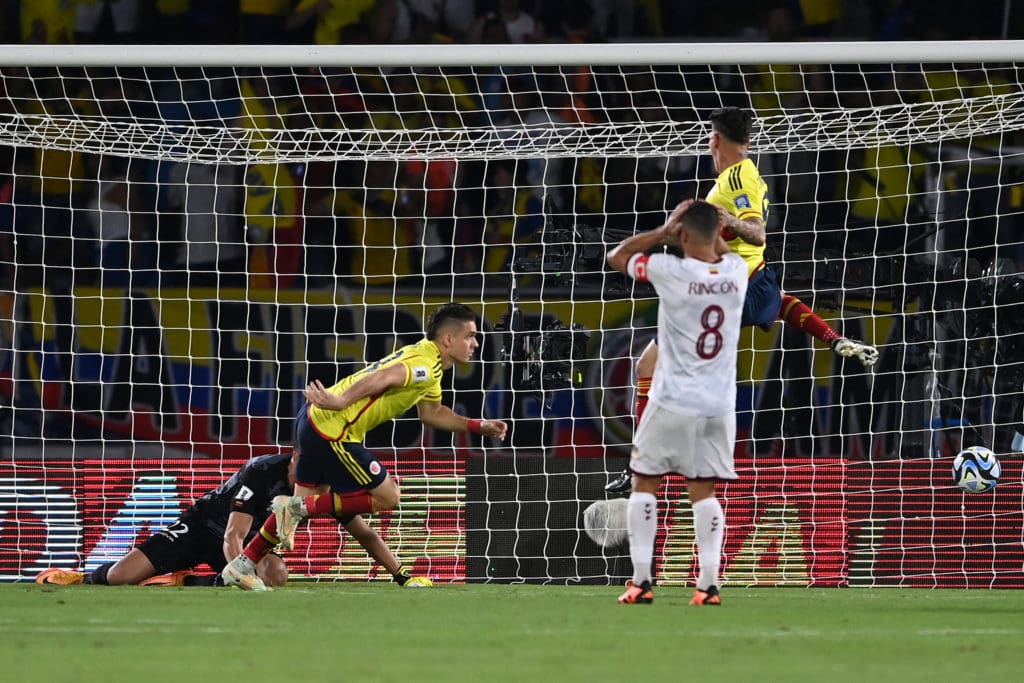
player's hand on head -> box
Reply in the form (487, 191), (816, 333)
(663, 221), (682, 243)
(669, 198), (694, 222)
(661, 199), (691, 244)
(715, 205), (736, 240)
(481, 419), (508, 440)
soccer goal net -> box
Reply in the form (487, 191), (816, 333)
(0, 42), (1021, 587)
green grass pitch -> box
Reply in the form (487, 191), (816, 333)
(4, 583), (1024, 682)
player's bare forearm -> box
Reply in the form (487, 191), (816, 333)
(304, 364), (405, 412)
(720, 211), (766, 247)
(223, 536), (243, 563)
(223, 511), (253, 562)
(303, 379), (351, 411)
(607, 228), (666, 273)
(417, 402), (509, 440)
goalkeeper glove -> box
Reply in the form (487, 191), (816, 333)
(392, 564), (433, 588)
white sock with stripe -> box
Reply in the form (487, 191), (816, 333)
(627, 492), (658, 586)
(692, 496), (724, 591)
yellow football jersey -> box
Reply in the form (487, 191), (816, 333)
(705, 158), (769, 277)
(309, 338), (444, 442)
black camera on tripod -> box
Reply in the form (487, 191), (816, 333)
(494, 310), (590, 398)
(510, 224), (647, 297)
(495, 221), (609, 400)
(511, 226), (606, 284)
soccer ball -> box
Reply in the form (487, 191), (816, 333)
(952, 446), (1001, 493)
(582, 498), (629, 548)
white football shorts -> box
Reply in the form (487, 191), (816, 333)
(631, 402), (738, 480)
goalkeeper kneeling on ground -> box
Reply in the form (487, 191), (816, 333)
(35, 451), (432, 589)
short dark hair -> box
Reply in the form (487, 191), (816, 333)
(710, 107), (753, 145)
(426, 302), (477, 339)
(681, 200), (720, 239)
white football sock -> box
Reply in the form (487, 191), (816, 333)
(627, 492), (658, 585)
(692, 496), (725, 591)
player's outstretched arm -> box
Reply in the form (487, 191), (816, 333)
(304, 364), (406, 412)
(416, 400), (508, 440)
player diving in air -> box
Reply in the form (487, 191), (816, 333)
(606, 106), (878, 494)
(222, 303), (508, 591)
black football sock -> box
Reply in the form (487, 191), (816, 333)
(84, 562), (115, 585)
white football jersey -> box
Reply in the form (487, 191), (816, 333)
(627, 251), (748, 417)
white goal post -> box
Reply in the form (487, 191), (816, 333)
(0, 41), (1021, 588)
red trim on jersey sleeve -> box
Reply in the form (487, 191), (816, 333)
(628, 254), (650, 282)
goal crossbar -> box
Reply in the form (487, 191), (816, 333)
(0, 41), (1023, 67)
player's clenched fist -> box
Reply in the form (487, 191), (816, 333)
(480, 419), (509, 440)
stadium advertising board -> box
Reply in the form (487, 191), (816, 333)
(6, 456), (1015, 586)
(468, 456), (847, 586)
(0, 456), (464, 583)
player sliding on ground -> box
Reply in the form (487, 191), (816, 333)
(222, 303), (508, 591)
(607, 199), (746, 605)
(607, 106), (878, 494)
(36, 452), (430, 588)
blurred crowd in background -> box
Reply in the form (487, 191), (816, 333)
(0, 0), (1020, 454)
(0, 0), (1017, 45)
(0, 0), (1021, 297)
